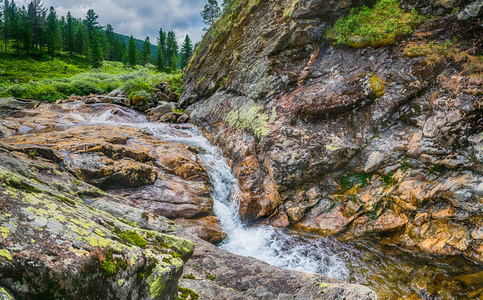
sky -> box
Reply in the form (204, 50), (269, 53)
(15, 0), (207, 45)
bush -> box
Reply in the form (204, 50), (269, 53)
(325, 0), (422, 48)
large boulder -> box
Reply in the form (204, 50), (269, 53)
(0, 145), (194, 300)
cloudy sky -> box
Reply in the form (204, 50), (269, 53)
(15, 0), (207, 45)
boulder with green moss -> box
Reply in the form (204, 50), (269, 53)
(0, 145), (194, 299)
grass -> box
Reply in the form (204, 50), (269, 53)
(325, 0), (422, 48)
(0, 59), (184, 102)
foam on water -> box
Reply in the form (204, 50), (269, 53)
(60, 103), (350, 280)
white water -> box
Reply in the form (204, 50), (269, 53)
(60, 103), (350, 280)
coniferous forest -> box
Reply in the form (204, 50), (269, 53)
(0, 0), (193, 71)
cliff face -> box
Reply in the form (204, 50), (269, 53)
(181, 0), (483, 262)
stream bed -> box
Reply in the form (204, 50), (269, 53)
(30, 103), (483, 299)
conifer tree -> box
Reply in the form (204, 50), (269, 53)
(166, 31), (178, 72)
(20, 6), (32, 55)
(155, 43), (164, 71)
(157, 28), (166, 67)
(201, 0), (220, 27)
(140, 36), (151, 66)
(127, 35), (137, 67)
(65, 11), (74, 56)
(46, 6), (58, 59)
(28, 0), (46, 50)
(104, 24), (114, 60)
(180, 34), (193, 69)
(3, 0), (10, 53)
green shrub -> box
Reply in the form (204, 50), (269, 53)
(325, 0), (422, 48)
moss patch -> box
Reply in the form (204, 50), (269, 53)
(342, 173), (372, 189)
(177, 286), (200, 300)
(325, 0), (422, 48)
(370, 73), (385, 97)
(114, 227), (148, 248)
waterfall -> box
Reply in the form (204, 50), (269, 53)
(60, 102), (350, 280)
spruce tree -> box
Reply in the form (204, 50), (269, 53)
(104, 24), (114, 60)
(65, 12), (74, 56)
(155, 43), (164, 71)
(157, 28), (166, 68)
(46, 6), (58, 59)
(180, 34), (193, 69)
(166, 31), (178, 72)
(127, 35), (137, 67)
(201, 0), (220, 27)
(140, 36), (151, 66)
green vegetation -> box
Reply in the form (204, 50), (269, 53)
(325, 0), (422, 48)
(369, 73), (385, 97)
(100, 249), (128, 276)
(177, 286), (200, 300)
(0, 61), (183, 102)
(341, 173), (372, 189)
(0, 1), (192, 73)
(114, 227), (148, 248)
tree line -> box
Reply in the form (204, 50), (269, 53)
(0, 0), (193, 72)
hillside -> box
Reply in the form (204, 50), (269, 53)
(115, 33), (158, 60)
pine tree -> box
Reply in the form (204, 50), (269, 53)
(155, 42), (164, 71)
(180, 34), (193, 69)
(157, 28), (166, 68)
(170, 52), (178, 72)
(28, 0), (46, 50)
(3, 0), (10, 53)
(140, 36), (151, 66)
(20, 6), (33, 55)
(46, 6), (58, 59)
(84, 9), (103, 67)
(201, 0), (220, 28)
(65, 11), (74, 56)
(104, 24), (114, 60)
(166, 31), (178, 72)
(127, 35), (137, 67)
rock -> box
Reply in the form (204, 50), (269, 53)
(177, 114), (190, 123)
(168, 92), (178, 102)
(156, 92), (170, 103)
(107, 88), (126, 97)
(0, 146), (194, 300)
(159, 113), (178, 123)
(176, 232), (376, 300)
(149, 102), (176, 118)
(106, 96), (131, 107)
(457, 0), (483, 19)
(180, 0), (483, 264)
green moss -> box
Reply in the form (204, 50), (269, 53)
(100, 250), (117, 276)
(177, 286), (200, 300)
(100, 249), (128, 276)
(114, 227), (148, 248)
(28, 150), (37, 158)
(325, 0), (422, 48)
(183, 274), (196, 280)
(370, 73), (385, 97)
(342, 173), (372, 189)
(381, 173), (395, 186)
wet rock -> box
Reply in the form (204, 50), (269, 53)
(147, 102), (177, 122)
(159, 113), (179, 123)
(176, 232), (376, 300)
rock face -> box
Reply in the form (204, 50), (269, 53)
(181, 0), (483, 262)
(0, 99), (375, 299)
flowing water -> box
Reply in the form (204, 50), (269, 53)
(40, 103), (483, 299)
